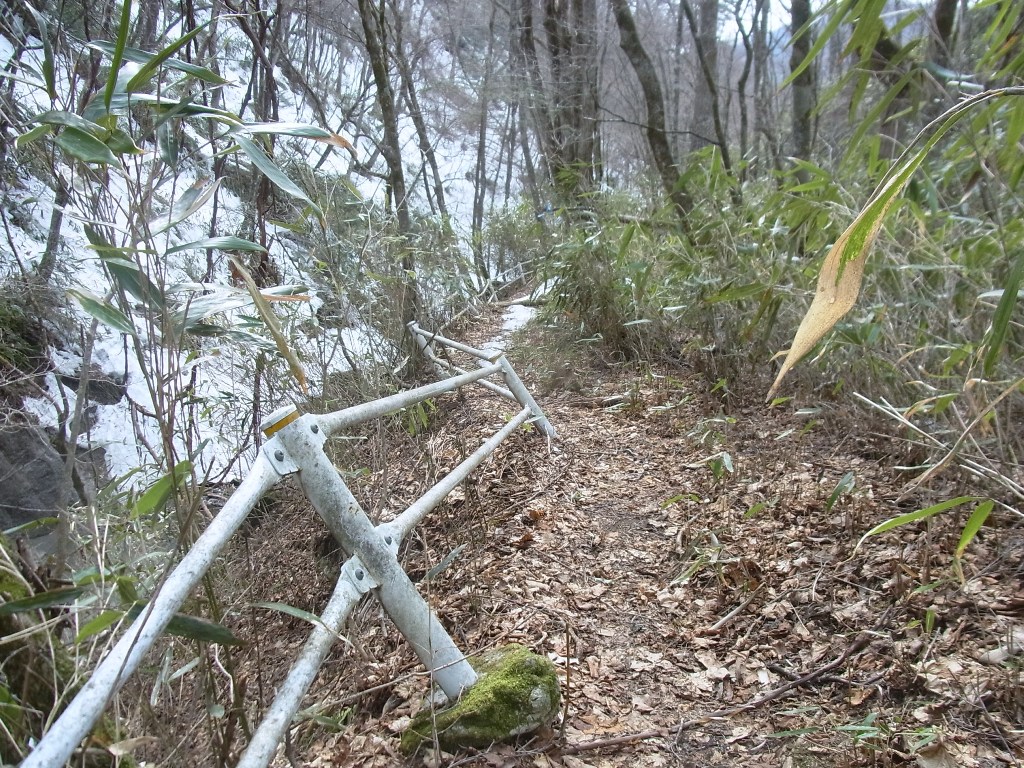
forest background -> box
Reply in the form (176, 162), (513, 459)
(0, 0), (1023, 763)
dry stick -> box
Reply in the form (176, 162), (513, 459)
(560, 632), (873, 755)
(559, 619), (571, 742)
(708, 585), (763, 633)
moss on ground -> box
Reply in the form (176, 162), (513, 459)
(401, 644), (560, 755)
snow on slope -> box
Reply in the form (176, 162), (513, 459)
(3, 12), (518, 488)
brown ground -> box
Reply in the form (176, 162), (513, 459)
(145, 301), (1024, 767)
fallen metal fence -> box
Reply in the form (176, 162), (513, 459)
(22, 328), (555, 768)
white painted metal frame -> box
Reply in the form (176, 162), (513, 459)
(22, 329), (554, 768)
(408, 321), (557, 438)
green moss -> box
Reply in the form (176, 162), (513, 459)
(401, 644), (561, 755)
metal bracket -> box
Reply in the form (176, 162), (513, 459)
(341, 556), (379, 594)
(375, 525), (401, 557)
(262, 436), (299, 476)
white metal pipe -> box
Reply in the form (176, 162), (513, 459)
(440, 360), (516, 400)
(236, 408), (531, 768)
(497, 356), (557, 438)
(407, 321), (514, 400)
(235, 574), (362, 768)
(21, 455), (281, 768)
(421, 345), (516, 401)
(318, 363), (502, 437)
(384, 406), (533, 542)
(407, 322), (497, 362)
(409, 319), (448, 379)
(275, 415), (478, 700)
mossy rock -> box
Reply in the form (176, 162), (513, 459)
(401, 644), (560, 755)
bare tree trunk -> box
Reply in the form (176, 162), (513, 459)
(671, 3), (685, 159)
(930, 0), (958, 66)
(131, 0), (162, 48)
(514, 0), (556, 190)
(391, 0), (449, 224)
(789, 0), (815, 180)
(471, 3), (498, 282)
(508, 0), (601, 206)
(518, 111), (541, 210)
(574, 0), (602, 186)
(687, 0), (720, 153)
(734, 0), (761, 178)
(681, 0), (734, 181)
(609, 0), (693, 222)
(358, 0), (418, 325)
(36, 178), (69, 285)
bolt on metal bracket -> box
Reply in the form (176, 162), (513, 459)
(376, 526), (400, 556)
(262, 436), (299, 476)
(341, 556), (379, 594)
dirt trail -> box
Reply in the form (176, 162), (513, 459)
(175, 301), (1023, 768)
(417, 302), (1021, 767)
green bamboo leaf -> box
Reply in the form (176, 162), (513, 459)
(82, 222), (115, 252)
(157, 121), (179, 166)
(856, 496), (978, 551)
(88, 40), (228, 85)
(425, 544), (466, 582)
(232, 134), (322, 216)
(173, 292), (253, 332)
(165, 236), (266, 256)
(124, 21), (212, 94)
(75, 610), (124, 643)
(85, 91), (240, 124)
(153, 177), (224, 235)
(54, 127), (119, 165)
(704, 282), (766, 304)
(982, 251), (1024, 376)
(0, 70), (47, 89)
(24, 5), (56, 100)
(103, 257), (163, 308)
(84, 90), (238, 124)
(167, 656), (201, 682)
(3, 517), (59, 536)
(104, 0), (134, 111)
(33, 110), (107, 138)
(184, 324), (278, 352)
(253, 601), (354, 646)
(783, 0), (853, 87)
(105, 127), (144, 155)
(94, 251), (165, 310)
(129, 94), (240, 124)
(67, 288), (135, 335)
(236, 122), (353, 150)
(826, 471), (856, 512)
(254, 601), (326, 626)
(15, 124), (53, 148)
(0, 586), (86, 616)
(955, 501), (994, 559)
(126, 604), (243, 646)
(616, 222), (637, 261)
(131, 460), (193, 520)
(115, 575), (138, 605)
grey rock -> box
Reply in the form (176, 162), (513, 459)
(0, 423), (65, 531)
(57, 366), (126, 405)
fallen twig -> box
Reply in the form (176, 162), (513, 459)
(707, 585), (763, 633)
